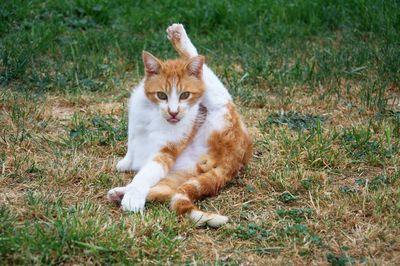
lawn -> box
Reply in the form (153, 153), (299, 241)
(1, 0), (399, 264)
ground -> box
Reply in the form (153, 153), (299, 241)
(0, 0), (399, 265)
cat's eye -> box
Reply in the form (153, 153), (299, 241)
(156, 92), (168, 100)
(179, 92), (190, 100)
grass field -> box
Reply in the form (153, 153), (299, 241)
(1, 0), (399, 264)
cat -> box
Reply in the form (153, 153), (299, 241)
(107, 24), (252, 227)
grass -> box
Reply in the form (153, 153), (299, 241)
(1, 0), (399, 264)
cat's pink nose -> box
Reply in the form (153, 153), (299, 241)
(168, 110), (179, 118)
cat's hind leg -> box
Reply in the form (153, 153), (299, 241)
(196, 154), (216, 174)
(147, 179), (178, 202)
(170, 169), (229, 228)
(167, 23), (198, 59)
(147, 172), (191, 202)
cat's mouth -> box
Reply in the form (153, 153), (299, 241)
(167, 117), (180, 124)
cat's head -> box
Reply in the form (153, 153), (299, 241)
(142, 51), (205, 124)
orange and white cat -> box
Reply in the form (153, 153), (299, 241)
(108, 24), (252, 227)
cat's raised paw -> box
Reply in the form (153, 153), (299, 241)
(107, 186), (126, 202)
(167, 23), (187, 43)
(166, 23), (198, 58)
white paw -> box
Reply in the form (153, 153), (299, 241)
(207, 214), (229, 228)
(107, 186), (126, 202)
(120, 186), (148, 213)
(166, 23), (187, 43)
(167, 23), (197, 57)
(190, 210), (229, 228)
(116, 157), (133, 172)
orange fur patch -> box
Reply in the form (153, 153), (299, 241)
(143, 56), (205, 106)
(171, 197), (194, 215)
(147, 171), (194, 202)
(196, 154), (216, 174)
(161, 102), (253, 217)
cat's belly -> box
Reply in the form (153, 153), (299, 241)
(173, 108), (227, 172)
(173, 131), (208, 172)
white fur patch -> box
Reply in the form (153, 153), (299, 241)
(116, 156), (134, 172)
(168, 88), (179, 113)
(130, 161), (166, 189)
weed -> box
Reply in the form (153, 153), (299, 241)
(326, 252), (356, 266)
(276, 208), (313, 223)
(355, 174), (390, 191)
(67, 113), (127, 148)
(279, 191), (297, 203)
(235, 223), (272, 241)
(339, 185), (360, 194)
(260, 112), (326, 132)
(341, 127), (398, 165)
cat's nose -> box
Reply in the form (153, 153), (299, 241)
(168, 110), (179, 117)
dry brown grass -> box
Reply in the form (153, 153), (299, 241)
(1, 78), (399, 265)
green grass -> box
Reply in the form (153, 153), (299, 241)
(1, 0), (400, 264)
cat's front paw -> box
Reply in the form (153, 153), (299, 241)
(116, 157), (134, 172)
(120, 186), (148, 213)
(107, 186), (126, 202)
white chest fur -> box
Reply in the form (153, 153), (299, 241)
(129, 84), (201, 170)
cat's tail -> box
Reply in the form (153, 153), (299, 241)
(169, 169), (230, 228)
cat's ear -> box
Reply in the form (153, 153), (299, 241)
(143, 51), (162, 77)
(186, 55), (204, 78)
